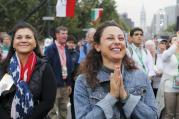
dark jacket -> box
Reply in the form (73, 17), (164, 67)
(0, 57), (57, 119)
(44, 42), (73, 87)
(68, 48), (79, 78)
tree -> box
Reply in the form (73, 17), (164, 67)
(164, 24), (176, 34)
(0, 0), (42, 31)
(97, 0), (129, 31)
(0, 0), (129, 40)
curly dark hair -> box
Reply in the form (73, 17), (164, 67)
(0, 22), (42, 74)
(78, 21), (137, 88)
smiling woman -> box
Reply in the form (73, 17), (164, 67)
(13, 28), (37, 60)
(0, 22), (56, 119)
(98, 26), (126, 63)
(74, 20), (158, 119)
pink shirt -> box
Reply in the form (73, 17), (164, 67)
(55, 41), (68, 79)
(55, 40), (66, 66)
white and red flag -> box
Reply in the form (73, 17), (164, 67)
(56, 0), (76, 17)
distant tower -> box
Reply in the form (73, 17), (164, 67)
(177, 0), (179, 16)
(140, 5), (146, 32)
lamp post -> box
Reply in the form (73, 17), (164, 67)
(42, 0), (54, 37)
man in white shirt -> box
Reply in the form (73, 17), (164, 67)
(128, 27), (155, 79)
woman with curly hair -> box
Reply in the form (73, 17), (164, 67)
(74, 21), (158, 119)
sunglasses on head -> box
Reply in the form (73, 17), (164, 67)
(134, 33), (143, 36)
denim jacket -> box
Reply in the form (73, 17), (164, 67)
(74, 66), (158, 119)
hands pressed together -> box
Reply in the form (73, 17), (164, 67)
(109, 66), (128, 100)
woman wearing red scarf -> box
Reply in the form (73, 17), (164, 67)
(0, 22), (56, 119)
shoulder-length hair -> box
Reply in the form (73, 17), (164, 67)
(1, 22), (42, 74)
(78, 21), (137, 88)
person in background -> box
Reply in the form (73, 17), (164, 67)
(74, 21), (158, 119)
(0, 32), (11, 60)
(128, 27), (156, 79)
(66, 34), (79, 119)
(145, 40), (156, 60)
(154, 39), (167, 98)
(66, 35), (79, 74)
(0, 22), (56, 119)
(45, 26), (73, 119)
(157, 34), (179, 119)
(157, 39), (168, 53)
(66, 35), (76, 49)
(43, 37), (53, 54)
(145, 40), (164, 96)
(78, 28), (96, 64)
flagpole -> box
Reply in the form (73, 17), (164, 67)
(47, 0), (51, 36)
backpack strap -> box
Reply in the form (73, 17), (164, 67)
(154, 53), (157, 65)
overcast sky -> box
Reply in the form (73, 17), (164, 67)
(115, 0), (176, 26)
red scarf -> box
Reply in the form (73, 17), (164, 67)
(20, 52), (37, 83)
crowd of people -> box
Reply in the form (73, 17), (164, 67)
(0, 20), (179, 119)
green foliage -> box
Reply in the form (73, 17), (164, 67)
(164, 24), (176, 34)
(0, 0), (40, 31)
(0, 0), (129, 40)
